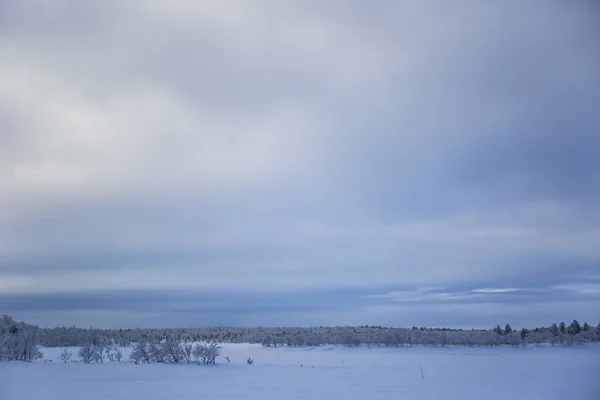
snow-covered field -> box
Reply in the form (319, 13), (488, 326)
(1, 343), (599, 399)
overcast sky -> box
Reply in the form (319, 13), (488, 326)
(1, 0), (599, 329)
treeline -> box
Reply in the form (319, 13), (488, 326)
(37, 321), (600, 349)
(491, 320), (597, 346)
(2, 315), (599, 362)
(257, 321), (600, 348)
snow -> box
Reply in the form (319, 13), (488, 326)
(1, 343), (599, 399)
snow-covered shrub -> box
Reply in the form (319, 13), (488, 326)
(78, 343), (96, 364)
(114, 348), (123, 363)
(192, 342), (222, 365)
(129, 341), (151, 364)
(105, 347), (123, 363)
(0, 319), (43, 362)
(148, 340), (166, 363)
(162, 336), (184, 364)
(93, 345), (105, 363)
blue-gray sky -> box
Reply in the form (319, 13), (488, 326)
(1, 0), (599, 329)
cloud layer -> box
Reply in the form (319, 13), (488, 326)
(1, 0), (599, 328)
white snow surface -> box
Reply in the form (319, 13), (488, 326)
(1, 343), (599, 399)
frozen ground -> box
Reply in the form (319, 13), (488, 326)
(1, 343), (599, 399)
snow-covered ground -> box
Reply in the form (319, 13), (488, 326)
(1, 343), (599, 399)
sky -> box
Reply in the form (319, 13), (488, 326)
(1, 0), (599, 329)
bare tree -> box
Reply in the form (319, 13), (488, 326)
(182, 343), (193, 364)
(58, 348), (72, 364)
(191, 342), (222, 365)
(207, 342), (222, 364)
(148, 340), (165, 363)
(162, 337), (184, 363)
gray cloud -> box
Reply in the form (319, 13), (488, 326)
(2, 281), (598, 328)
(1, 0), (599, 327)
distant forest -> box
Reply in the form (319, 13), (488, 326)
(2, 314), (599, 363)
